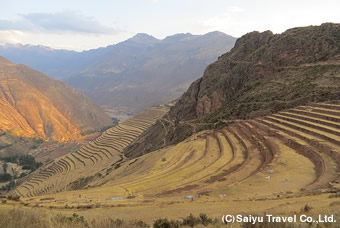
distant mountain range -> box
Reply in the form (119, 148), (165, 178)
(0, 44), (111, 80)
(0, 32), (236, 114)
(125, 23), (340, 157)
(0, 57), (112, 141)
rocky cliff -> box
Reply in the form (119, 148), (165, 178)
(124, 23), (340, 157)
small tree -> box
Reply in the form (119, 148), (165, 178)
(3, 162), (8, 173)
(153, 218), (171, 228)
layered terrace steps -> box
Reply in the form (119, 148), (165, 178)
(8, 102), (340, 198)
(8, 106), (168, 197)
(100, 102), (339, 196)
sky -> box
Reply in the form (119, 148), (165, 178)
(1, 0), (339, 51)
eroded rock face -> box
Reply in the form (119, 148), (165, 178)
(169, 23), (340, 121)
(124, 23), (340, 157)
(196, 89), (224, 117)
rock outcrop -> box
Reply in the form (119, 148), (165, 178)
(124, 23), (340, 157)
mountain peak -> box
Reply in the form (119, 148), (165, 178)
(129, 33), (159, 44)
(164, 33), (194, 42)
(204, 31), (226, 36)
(203, 31), (235, 39)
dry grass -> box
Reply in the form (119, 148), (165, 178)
(0, 206), (339, 228)
(2, 102), (339, 227)
(0, 207), (150, 228)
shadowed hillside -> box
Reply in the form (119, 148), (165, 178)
(124, 23), (340, 157)
(67, 32), (236, 113)
(0, 57), (112, 141)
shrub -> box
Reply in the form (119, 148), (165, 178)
(52, 213), (88, 227)
(302, 204), (312, 212)
(1, 180), (15, 191)
(31, 138), (44, 149)
(168, 220), (181, 228)
(19, 172), (27, 178)
(182, 214), (201, 227)
(199, 213), (213, 225)
(153, 218), (171, 228)
(154, 214), (214, 228)
(87, 217), (149, 228)
(0, 173), (11, 182)
(67, 175), (95, 190)
(69, 213), (87, 224)
(130, 219), (150, 228)
(0, 154), (42, 171)
(7, 195), (20, 201)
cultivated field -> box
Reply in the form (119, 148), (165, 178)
(3, 102), (340, 224)
(61, 102), (339, 200)
(6, 105), (169, 198)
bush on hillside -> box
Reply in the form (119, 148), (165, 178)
(0, 173), (11, 182)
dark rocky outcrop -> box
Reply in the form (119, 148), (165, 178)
(124, 23), (340, 158)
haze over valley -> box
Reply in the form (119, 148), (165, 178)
(1, 31), (236, 115)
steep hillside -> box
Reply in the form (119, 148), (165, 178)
(124, 23), (340, 157)
(8, 105), (169, 197)
(76, 101), (340, 197)
(0, 57), (112, 141)
(67, 32), (236, 113)
(9, 101), (340, 202)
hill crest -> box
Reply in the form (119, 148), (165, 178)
(0, 58), (112, 141)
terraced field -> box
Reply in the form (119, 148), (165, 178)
(7, 102), (340, 202)
(82, 102), (340, 200)
(7, 105), (169, 197)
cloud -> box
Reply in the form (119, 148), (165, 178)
(0, 11), (118, 35)
(0, 30), (27, 44)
